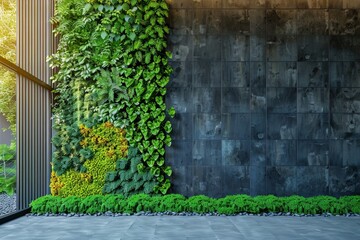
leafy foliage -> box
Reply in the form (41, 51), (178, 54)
(30, 194), (360, 215)
(50, 122), (128, 197)
(50, 0), (174, 194)
(103, 147), (157, 197)
(0, 1), (16, 134)
(0, 143), (16, 195)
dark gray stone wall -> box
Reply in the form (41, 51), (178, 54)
(165, 0), (360, 197)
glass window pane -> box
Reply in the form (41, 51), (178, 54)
(0, 65), (16, 217)
(0, 0), (16, 63)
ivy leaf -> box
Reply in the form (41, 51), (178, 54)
(134, 40), (141, 50)
(145, 53), (151, 64)
(122, 3), (130, 11)
(98, 5), (104, 12)
(168, 107), (175, 118)
(101, 31), (108, 39)
(129, 32), (136, 41)
(157, 157), (164, 166)
(83, 3), (92, 14)
(164, 121), (172, 133)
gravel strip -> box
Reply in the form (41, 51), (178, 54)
(0, 193), (16, 216)
(26, 211), (360, 218)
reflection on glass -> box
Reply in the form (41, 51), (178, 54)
(0, 0), (17, 217)
(0, 66), (16, 217)
(0, 0), (16, 63)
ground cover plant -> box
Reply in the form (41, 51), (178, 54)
(30, 194), (360, 216)
(50, 0), (174, 197)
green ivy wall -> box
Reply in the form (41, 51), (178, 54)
(50, 0), (174, 196)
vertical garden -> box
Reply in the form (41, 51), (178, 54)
(50, 0), (174, 197)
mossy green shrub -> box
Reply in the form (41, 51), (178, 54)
(50, 122), (128, 197)
(50, 0), (174, 195)
(30, 194), (360, 215)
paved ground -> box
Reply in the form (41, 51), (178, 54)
(1, 216), (360, 240)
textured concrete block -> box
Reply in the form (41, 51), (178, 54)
(169, 9), (193, 34)
(223, 166), (250, 195)
(343, 140), (360, 166)
(298, 88), (329, 113)
(169, 61), (192, 88)
(250, 62), (266, 88)
(267, 88), (297, 113)
(298, 114), (329, 139)
(250, 10), (266, 35)
(343, 0), (360, 9)
(330, 62), (360, 87)
(297, 167), (329, 197)
(268, 114), (297, 140)
(193, 88), (221, 113)
(266, 166), (297, 196)
(296, 0), (328, 8)
(193, 140), (222, 166)
(193, 114), (222, 140)
(330, 36), (360, 61)
(250, 36), (266, 61)
(193, 61), (222, 87)
(223, 35), (250, 61)
(192, 166), (224, 197)
(267, 62), (297, 87)
(193, 9), (222, 35)
(168, 166), (193, 197)
(222, 88), (250, 113)
(329, 166), (360, 197)
(329, 140), (343, 166)
(298, 62), (328, 88)
(166, 141), (193, 166)
(166, 87), (193, 113)
(298, 35), (329, 61)
(222, 10), (250, 35)
(223, 0), (250, 8)
(265, 0), (297, 9)
(167, 0), (193, 9)
(194, 0), (222, 8)
(222, 113), (251, 140)
(193, 35), (222, 60)
(330, 113), (360, 139)
(251, 113), (266, 140)
(250, 141), (266, 166)
(250, 88), (267, 112)
(267, 140), (297, 166)
(297, 141), (329, 166)
(266, 10), (297, 35)
(297, 10), (329, 35)
(266, 35), (297, 61)
(250, 166), (266, 196)
(223, 62), (250, 87)
(222, 140), (250, 166)
(330, 88), (360, 113)
(168, 113), (193, 140)
(329, 9), (360, 36)
(168, 35), (192, 61)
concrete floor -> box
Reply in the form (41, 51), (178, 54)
(0, 215), (360, 240)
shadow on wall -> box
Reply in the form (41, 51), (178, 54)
(0, 114), (13, 145)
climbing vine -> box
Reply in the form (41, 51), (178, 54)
(50, 0), (174, 195)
